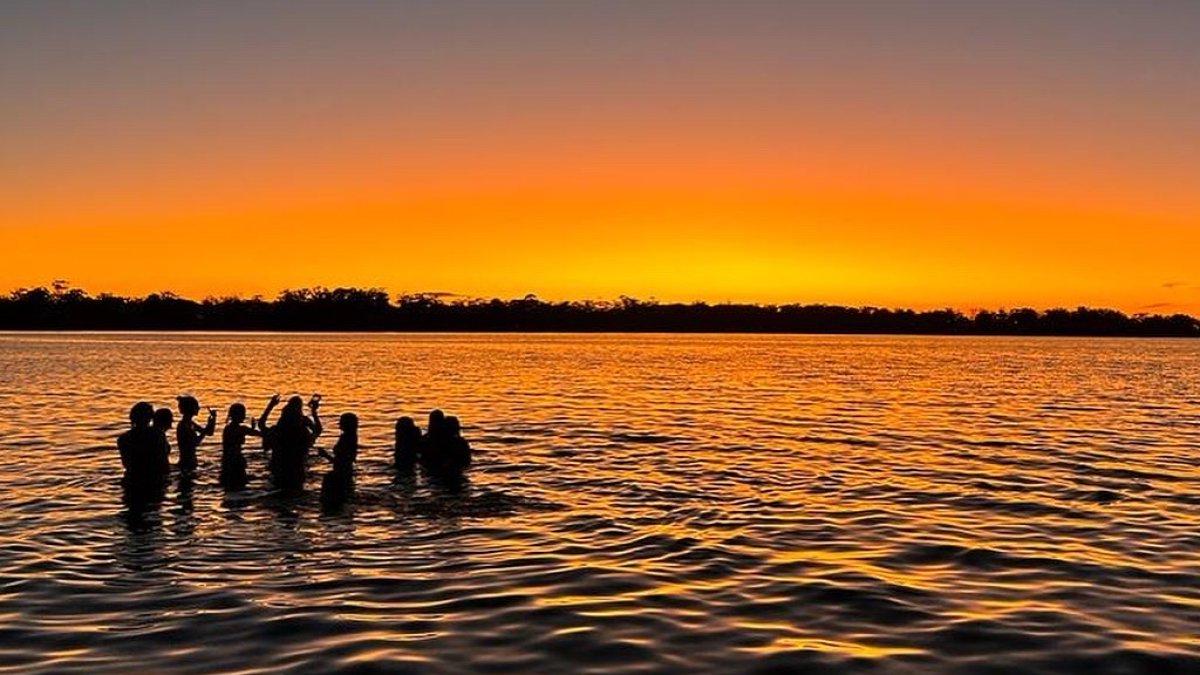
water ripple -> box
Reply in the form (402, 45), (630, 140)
(0, 333), (1198, 673)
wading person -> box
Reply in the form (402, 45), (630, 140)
(393, 416), (421, 472)
(418, 409), (446, 472)
(176, 395), (216, 475)
(220, 402), (264, 489)
(418, 411), (473, 479)
(118, 401), (170, 496)
(320, 412), (359, 509)
(262, 393), (322, 491)
(442, 416), (472, 475)
(152, 407), (174, 475)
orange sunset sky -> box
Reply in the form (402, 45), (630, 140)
(2, 1), (1198, 313)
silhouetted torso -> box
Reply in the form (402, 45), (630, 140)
(267, 414), (318, 490)
(220, 423), (252, 488)
(418, 432), (471, 477)
(446, 436), (472, 474)
(176, 416), (214, 474)
(118, 426), (170, 489)
(416, 431), (441, 473)
(320, 432), (357, 508)
(151, 420), (172, 475)
(394, 423), (421, 471)
(331, 435), (357, 475)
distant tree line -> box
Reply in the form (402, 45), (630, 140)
(1, 285), (1197, 336)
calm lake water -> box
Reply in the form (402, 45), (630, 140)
(1, 333), (1199, 674)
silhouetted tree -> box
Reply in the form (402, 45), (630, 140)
(0, 285), (1196, 336)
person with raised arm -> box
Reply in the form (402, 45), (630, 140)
(262, 393), (323, 491)
(220, 402), (264, 489)
(176, 395), (216, 475)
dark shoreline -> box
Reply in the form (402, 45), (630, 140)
(4, 286), (1198, 337)
(1, 329), (1199, 339)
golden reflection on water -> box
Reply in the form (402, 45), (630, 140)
(742, 636), (925, 659)
(0, 333), (1199, 673)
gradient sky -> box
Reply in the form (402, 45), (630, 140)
(2, 1), (1198, 312)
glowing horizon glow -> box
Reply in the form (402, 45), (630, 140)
(3, 1), (1198, 313)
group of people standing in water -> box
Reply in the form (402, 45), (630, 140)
(117, 393), (473, 505)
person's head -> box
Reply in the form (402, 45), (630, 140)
(339, 412), (359, 433)
(396, 416), (416, 432)
(129, 401), (154, 428)
(280, 396), (304, 422)
(177, 395), (200, 417)
(446, 416), (462, 437)
(228, 403), (247, 424)
(153, 408), (174, 431)
(428, 409), (445, 433)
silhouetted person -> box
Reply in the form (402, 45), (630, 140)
(151, 407), (174, 476)
(394, 416), (421, 472)
(320, 412), (358, 509)
(443, 416), (472, 474)
(258, 393), (279, 456)
(262, 393), (322, 491)
(118, 402), (154, 476)
(220, 402), (264, 490)
(427, 409), (446, 436)
(175, 395), (216, 475)
(424, 415), (472, 477)
(418, 410), (472, 478)
(418, 409), (446, 470)
(118, 401), (170, 497)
